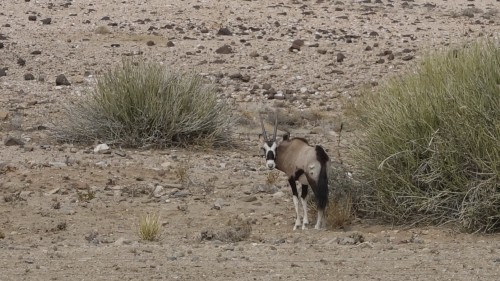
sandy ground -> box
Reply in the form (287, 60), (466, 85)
(1, 0), (499, 280)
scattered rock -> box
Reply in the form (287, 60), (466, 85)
(215, 44), (233, 54)
(94, 143), (110, 154)
(338, 232), (365, 245)
(17, 58), (26, 66)
(24, 73), (35, 80)
(336, 52), (346, 63)
(402, 55), (414, 61)
(213, 198), (225, 210)
(166, 41), (175, 47)
(114, 237), (132, 246)
(4, 136), (24, 146)
(289, 39), (304, 52)
(85, 230), (100, 244)
(0, 111), (8, 120)
(41, 18), (52, 25)
(28, 15), (37, 21)
(217, 27), (232, 36)
(146, 40), (155, 46)
(152, 185), (164, 198)
(249, 51), (259, 57)
(241, 195), (258, 202)
(55, 74), (71, 86)
(0, 68), (7, 77)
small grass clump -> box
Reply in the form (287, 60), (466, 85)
(307, 162), (357, 229)
(56, 60), (233, 148)
(353, 40), (500, 232)
(138, 213), (161, 241)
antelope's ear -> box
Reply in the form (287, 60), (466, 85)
(282, 133), (290, 141)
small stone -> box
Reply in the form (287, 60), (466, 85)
(241, 196), (257, 202)
(153, 185), (164, 198)
(0, 111), (8, 120)
(402, 55), (414, 61)
(317, 49), (327, 54)
(262, 83), (272, 90)
(24, 73), (35, 80)
(55, 74), (71, 86)
(213, 198), (224, 210)
(49, 162), (67, 167)
(114, 150), (126, 157)
(217, 27), (232, 36)
(46, 187), (61, 195)
(94, 143), (110, 153)
(289, 39), (304, 52)
(41, 18), (52, 25)
(229, 73), (242, 79)
(215, 44), (233, 54)
(273, 191), (285, 198)
(28, 15), (37, 21)
(4, 136), (24, 146)
(114, 237), (132, 246)
(166, 41), (175, 47)
(0, 68), (7, 77)
(146, 40), (155, 46)
(249, 51), (259, 57)
(17, 58), (26, 66)
(336, 52), (346, 63)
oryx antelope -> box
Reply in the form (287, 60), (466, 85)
(259, 112), (329, 230)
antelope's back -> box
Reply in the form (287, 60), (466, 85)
(277, 138), (322, 180)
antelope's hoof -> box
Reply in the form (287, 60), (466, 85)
(301, 224), (308, 230)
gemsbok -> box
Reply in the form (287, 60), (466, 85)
(259, 112), (330, 230)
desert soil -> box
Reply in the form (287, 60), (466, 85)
(1, 0), (499, 280)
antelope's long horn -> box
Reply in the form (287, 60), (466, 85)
(273, 110), (278, 141)
(259, 113), (268, 141)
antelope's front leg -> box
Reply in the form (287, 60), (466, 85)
(288, 177), (301, 230)
(300, 185), (309, 230)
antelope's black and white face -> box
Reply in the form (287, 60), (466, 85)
(259, 135), (277, 170)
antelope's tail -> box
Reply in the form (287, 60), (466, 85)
(315, 145), (329, 210)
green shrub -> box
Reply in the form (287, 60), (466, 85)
(56, 60), (233, 147)
(353, 40), (500, 232)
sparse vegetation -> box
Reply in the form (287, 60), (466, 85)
(308, 161), (356, 229)
(175, 156), (191, 186)
(55, 60), (233, 148)
(326, 162), (356, 228)
(76, 188), (95, 202)
(199, 218), (252, 242)
(138, 213), (161, 241)
(353, 40), (500, 232)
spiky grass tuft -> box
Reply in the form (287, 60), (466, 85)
(55, 60), (233, 148)
(138, 213), (161, 241)
(353, 40), (500, 232)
